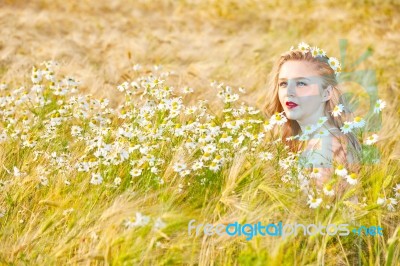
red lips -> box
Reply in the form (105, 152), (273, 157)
(286, 101), (298, 109)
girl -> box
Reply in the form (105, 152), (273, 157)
(264, 43), (362, 187)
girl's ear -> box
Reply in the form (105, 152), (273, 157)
(322, 85), (333, 102)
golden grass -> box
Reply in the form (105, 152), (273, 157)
(0, 0), (399, 265)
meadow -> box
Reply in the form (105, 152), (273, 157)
(0, 0), (399, 265)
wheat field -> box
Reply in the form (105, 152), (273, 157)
(0, 0), (400, 265)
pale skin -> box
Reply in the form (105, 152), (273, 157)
(278, 60), (350, 186)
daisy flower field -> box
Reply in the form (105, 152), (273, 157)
(0, 1), (399, 265)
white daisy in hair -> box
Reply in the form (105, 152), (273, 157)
(298, 42), (310, 53)
(328, 57), (340, 70)
(314, 129), (329, 138)
(317, 47), (326, 57)
(340, 121), (353, 134)
(302, 124), (318, 135)
(316, 116), (328, 127)
(310, 46), (319, 57)
(331, 104), (344, 117)
(352, 116), (366, 128)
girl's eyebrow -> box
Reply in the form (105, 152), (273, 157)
(278, 77), (312, 81)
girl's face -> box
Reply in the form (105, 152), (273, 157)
(278, 60), (329, 126)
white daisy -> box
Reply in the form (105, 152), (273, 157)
(328, 57), (340, 70)
(130, 168), (142, 177)
(302, 124), (318, 135)
(154, 217), (166, 230)
(340, 121), (353, 134)
(259, 152), (273, 162)
(344, 173), (358, 185)
(331, 104), (344, 117)
(202, 144), (216, 154)
(39, 176), (49, 186)
(393, 184), (400, 198)
(387, 198), (397, 211)
(132, 64), (142, 71)
(263, 120), (274, 131)
(315, 129), (329, 138)
(238, 87), (246, 93)
(365, 134), (379, 145)
(0, 130), (7, 143)
(316, 116), (328, 127)
(373, 99), (386, 114)
(317, 47), (326, 57)
(114, 177), (122, 186)
(90, 173), (103, 185)
(182, 87), (194, 94)
(219, 133), (233, 143)
(173, 162), (187, 173)
(323, 184), (335, 196)
(310, 168), (322, 179)
(209, 162), (221, 172)
(71, 125), (83, 137)
(13, 166), (21, 177)
(270, 112), (287, 126)
(377, 197), (397, 212)
(298, 42), (310, 53)
(134, 212), (150, 227)
(179, 169), (191, 177)
(310, 46), (319, 57)
(352, 117), (365, 128)
(377, 197), (385, 205)
(307, 195), (322, 208)
(335, 165), (348, 177)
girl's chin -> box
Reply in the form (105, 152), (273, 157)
(284, 110), (301, 120)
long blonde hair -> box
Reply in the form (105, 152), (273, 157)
(264, 49), (362, 165)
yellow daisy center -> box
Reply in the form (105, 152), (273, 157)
(355, 117), (362, 122)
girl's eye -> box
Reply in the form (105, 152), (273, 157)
(279, 82), (287, 87)
(297, 81), (307, 87)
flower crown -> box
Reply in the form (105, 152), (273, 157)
(289, 42), (342, 76)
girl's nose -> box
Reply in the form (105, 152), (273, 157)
(287, 80), (296, 96)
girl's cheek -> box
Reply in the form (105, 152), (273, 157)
(296, 86), (319, 97)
